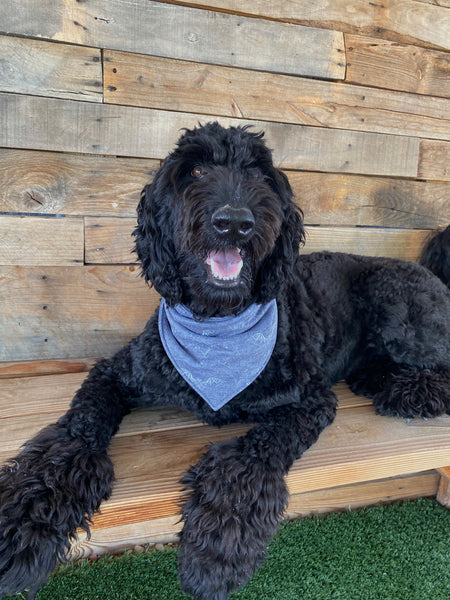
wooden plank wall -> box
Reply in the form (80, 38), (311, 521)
(0, 0), (449, 364)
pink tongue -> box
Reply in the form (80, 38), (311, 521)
(206, 249), (242, 277)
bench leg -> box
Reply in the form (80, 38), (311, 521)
(436, 467), (450, 508)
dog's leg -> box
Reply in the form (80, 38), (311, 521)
(348, 358), (450, 418)
(178, 387), (337, 600)
(347, 355), (398, 398)
(0, 351), (134, 596)
(371, 365), (450, 419)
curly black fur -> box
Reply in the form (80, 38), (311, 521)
(1, 123), (449, 600)
(420, 225), (450, 288)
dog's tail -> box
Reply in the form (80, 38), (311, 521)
(420, 225), (450, 288)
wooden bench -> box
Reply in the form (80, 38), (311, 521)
(0, 0), (449, 562)
(1, 360), (449, 559)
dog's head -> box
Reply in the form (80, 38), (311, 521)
(134, 122), (305, 317)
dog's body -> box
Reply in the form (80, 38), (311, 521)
(1, 123), (449, 600)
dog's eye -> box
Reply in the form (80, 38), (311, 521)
(191, 165), (206, 178)
(248, 168), (262, 179)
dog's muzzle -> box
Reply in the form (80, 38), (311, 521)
(204, 204), (254, 287)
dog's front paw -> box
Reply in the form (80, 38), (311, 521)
(0, 425), (114, 596)
(178, 437), (288, 600)
(373, 367), (450, 419)
(0, 460), (69, 596)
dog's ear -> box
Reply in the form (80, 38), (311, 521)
(133, 172), (183, 305)
(255, 169), (305, 302)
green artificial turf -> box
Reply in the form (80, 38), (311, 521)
(5, 498), (450, 600)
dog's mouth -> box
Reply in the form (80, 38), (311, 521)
(204, 248), (243, 287)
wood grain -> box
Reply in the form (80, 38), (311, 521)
(285, 406), (450, 494)
(69, 472), (439, 552)
(71, 406), (450, 522)
(0, 372), (85, 420)
(0, 35), (102, 102)
(436, 467), (450, 507)
(0, 0), (345, 79)
(84, 217), (431, 264)
(289, 172), (450, 228)
(2, 150), (446, 226)
(267, 123), (420, 177)
(418, 140), (450, 181)
(0, 358), (97, 378)
(85, 217), (136, 264)
(104, 50), (450, 141)
(0, 376), (364, 456)
(1, 369), (447, 534)
(304, 226), (431, 261)
(345, 34), (450, 97)
(0, 266), (159, 361)
(285, 471), (440, 518)
(0, 94), (422, 178)
(413, 1), (450, 7)
(69, 515), (182, 558)
(437, 476), (450, 507)
(168, 0), (450, 50)
(0, 149), (158, 217)
(3, 400), (449, 524)
(0, 373), (204, 456)
(0, 215), (84, 266)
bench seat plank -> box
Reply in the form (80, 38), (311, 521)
(0, 370), (448, 532)
(0, 374), (365, 456)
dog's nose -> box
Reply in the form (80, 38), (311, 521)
(211, 205), (255, 237)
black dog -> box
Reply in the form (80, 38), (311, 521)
(1, 123), (449, 600)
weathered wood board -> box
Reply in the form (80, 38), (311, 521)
(0, 215), (84, 266)
(72, 405), (450, 522)
(104, 50), (450, 140)
(0, 94), (424, 178)
(170, 0), (450, 50)
(0, 358), (96, 378)
(418, 140), (450, 181)
(84, 218), (432, 264)
(304, 227), (430, 261)
(85, 217), (137, 264)
(285, 471), (440, 518)
(0, 0), (345, 79)
(0, 266), (158, 361)
(268, 125), (419, 177)
(289, 173), (450, 228)
(0, 35), (102, 102)
(2, 153), (448, 227)
(345, 34), (450, 97)
(0, 149), (158, 217)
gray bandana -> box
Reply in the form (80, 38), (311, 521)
(158, 298), (278, 410)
